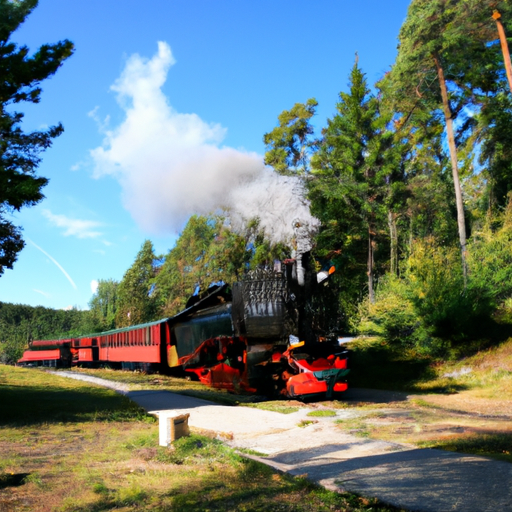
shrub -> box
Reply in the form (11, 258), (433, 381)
(467, 203), (512, 309)
(354, 274), (420, 346)
(407, 238), (494, 343)
(355, 237), (496, 356)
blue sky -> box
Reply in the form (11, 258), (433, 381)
(1, 0), (411, 311)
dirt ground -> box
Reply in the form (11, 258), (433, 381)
(333, 387), (512, 450)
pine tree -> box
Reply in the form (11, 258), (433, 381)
(309, 60), (388, 303)
(391, 0), (512, 281)
(153, 215), (252, 317)
(0, 0), (74, 274)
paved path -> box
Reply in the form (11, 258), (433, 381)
(55, 373), (512, 512)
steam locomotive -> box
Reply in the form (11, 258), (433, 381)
(18, 253), (349, 400)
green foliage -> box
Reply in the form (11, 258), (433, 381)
(263, 98), (318, 175)
(153, 215), (252, 317)
(405, 239), (492, 343)
(0, 0), (74, 274)
(477, 94), (512, 208)
(0, 302), (93, 363)
(88, 279), (119, 332)
(355, 235), (501, 355)
(467, 199), (512, 307)
(355, 275), (422, 347)
(309, 60), (390, 307)
(345, 1), (512, 352)
(115, 240), (158, 327)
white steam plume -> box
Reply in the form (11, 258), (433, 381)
(90, 42), (318, 245)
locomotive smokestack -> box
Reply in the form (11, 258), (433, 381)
(292, 219), (314, 286)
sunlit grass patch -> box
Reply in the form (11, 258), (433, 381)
(417, 433), (512, 463)
(0, 365), (152, 426)
(245, 401), (301, 414)
(335, 417), (372, 438)
(297, 419), (317, 428)
(307, 409), (337, 417)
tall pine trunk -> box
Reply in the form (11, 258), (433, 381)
(433, 53), (468, 285)
(368, 224), (375, 303)
(493, 11), (512, 95)
(388, 210), (398, 276)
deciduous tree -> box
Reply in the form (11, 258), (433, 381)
(263, 98), (318, 176)
(115, 241), (158, 327)
(88, 279), (119, 332)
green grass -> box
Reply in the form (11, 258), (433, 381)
(0, 364), (404, 512)
(334, 418), (372, 438)
(307, 409), (337, 417)
(417, 433), (512, 463)
(0, 366), (150, 426)
(298, 419), (317, 428)
(346, 335), (512, 395)
(245, 401), (301, 414)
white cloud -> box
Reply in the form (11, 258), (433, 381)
(42, 210), (103, 239)
(90, 41), (318, 245)
(88, 106), (110, 133)
(90, 279), (99, 294)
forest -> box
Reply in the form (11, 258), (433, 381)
(2, 0), (512, 365)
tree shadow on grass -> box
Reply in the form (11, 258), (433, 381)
(0, 385), (149, 427)
(0, 472), (30, 489)
(347, 346), (439, 392)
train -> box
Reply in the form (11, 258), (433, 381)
(18, 252), (349, 400)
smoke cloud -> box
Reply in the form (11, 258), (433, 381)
(91, 42), (318, 245)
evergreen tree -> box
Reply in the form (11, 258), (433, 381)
(153, 216), (217, 316)
(0, 0), (74, 274)
(309, 60), (388, 304)
(115, 241), (158, 327)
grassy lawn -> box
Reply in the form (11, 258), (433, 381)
(0, 365), (403, 512)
